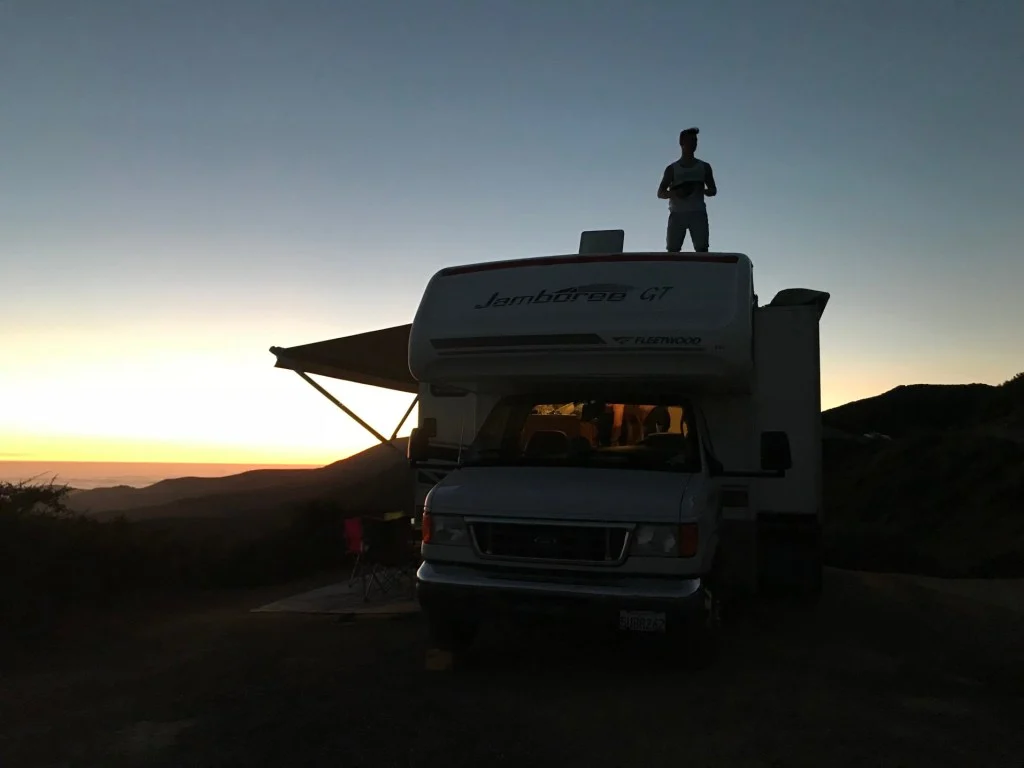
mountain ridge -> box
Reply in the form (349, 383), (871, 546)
(68, 439), (410, 521)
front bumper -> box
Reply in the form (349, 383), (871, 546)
(416, 561), (706, 624)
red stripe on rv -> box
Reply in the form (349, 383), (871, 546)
(440, 253), (740, 276)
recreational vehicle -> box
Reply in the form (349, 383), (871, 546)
(407, 231), (829, 651)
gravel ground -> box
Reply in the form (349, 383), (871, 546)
(1, 569), (1022, 768)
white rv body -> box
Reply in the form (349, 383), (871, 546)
(409, 241), (828, 648)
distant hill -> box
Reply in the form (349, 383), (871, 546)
(822, 373), (1024, 577)
(68, 440), (411, 526)
(822, 374), (1024, 439)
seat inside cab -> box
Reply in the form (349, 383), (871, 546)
(518, 403), (697, 460)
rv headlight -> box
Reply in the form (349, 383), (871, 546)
(631, 524), (699, 558)
(424, 513), (468, 546)
(631, 525), (679, 557)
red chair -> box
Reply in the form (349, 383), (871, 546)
(344, 515), (418, 601)
(343, 517), (365, 589)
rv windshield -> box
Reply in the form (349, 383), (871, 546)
(462, 395), (701, 472)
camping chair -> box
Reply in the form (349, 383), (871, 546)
(343, 517), (366, 589)
(353, 514), (419, 601)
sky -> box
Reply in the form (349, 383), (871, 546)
(2, 0), (1022, 465)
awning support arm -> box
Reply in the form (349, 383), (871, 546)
(294, 371), (403, 453)
(391, 395), (419, 440)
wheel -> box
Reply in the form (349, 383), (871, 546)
(426, 610), (479, 653)
(690, 580), (723, 662)
(757, 522), (823, 602)
(669, 576), (722, 668)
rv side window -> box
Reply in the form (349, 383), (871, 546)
(464, 395), (701, 473)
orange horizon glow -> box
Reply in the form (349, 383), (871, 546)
(0, 422), (403, 466)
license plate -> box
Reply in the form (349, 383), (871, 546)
(618, 610), (666, 633)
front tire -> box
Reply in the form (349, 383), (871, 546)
(668, 576), (722, 668)
(691, 580), (723, 661)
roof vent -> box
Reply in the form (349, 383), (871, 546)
(579, 229), (625, 255)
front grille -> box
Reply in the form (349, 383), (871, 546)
(470, 521), (628, 564)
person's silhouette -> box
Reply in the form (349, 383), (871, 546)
(657, 127), (718, 252)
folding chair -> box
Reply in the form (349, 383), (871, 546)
(343, 517), (365, 589)
(355, 515), (419, 602)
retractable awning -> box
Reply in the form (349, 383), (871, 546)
(270, 324), (416, 393)
(270, 324), (417, 451)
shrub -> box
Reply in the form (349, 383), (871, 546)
(0, 481), (356, 643)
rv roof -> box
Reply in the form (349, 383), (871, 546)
(440, 252), (743, 277)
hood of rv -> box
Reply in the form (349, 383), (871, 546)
(428, 466), (693, 523)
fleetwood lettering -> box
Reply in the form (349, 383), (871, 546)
(613, 336), (703, 346)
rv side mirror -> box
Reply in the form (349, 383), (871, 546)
(408, 427), (431, 463)
(760, 431), (792, 472)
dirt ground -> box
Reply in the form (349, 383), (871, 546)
(1, 569), (1022, 768)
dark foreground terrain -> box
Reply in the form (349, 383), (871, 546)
(2, 570), (1023, 768)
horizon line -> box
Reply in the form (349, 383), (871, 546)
(0, 459), (327, 467)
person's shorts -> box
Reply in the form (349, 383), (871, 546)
(666, 209), (709, 252)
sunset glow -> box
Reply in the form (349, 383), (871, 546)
(2, 336), (1013, 466)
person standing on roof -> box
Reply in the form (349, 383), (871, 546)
(657, 127), (717, 252)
